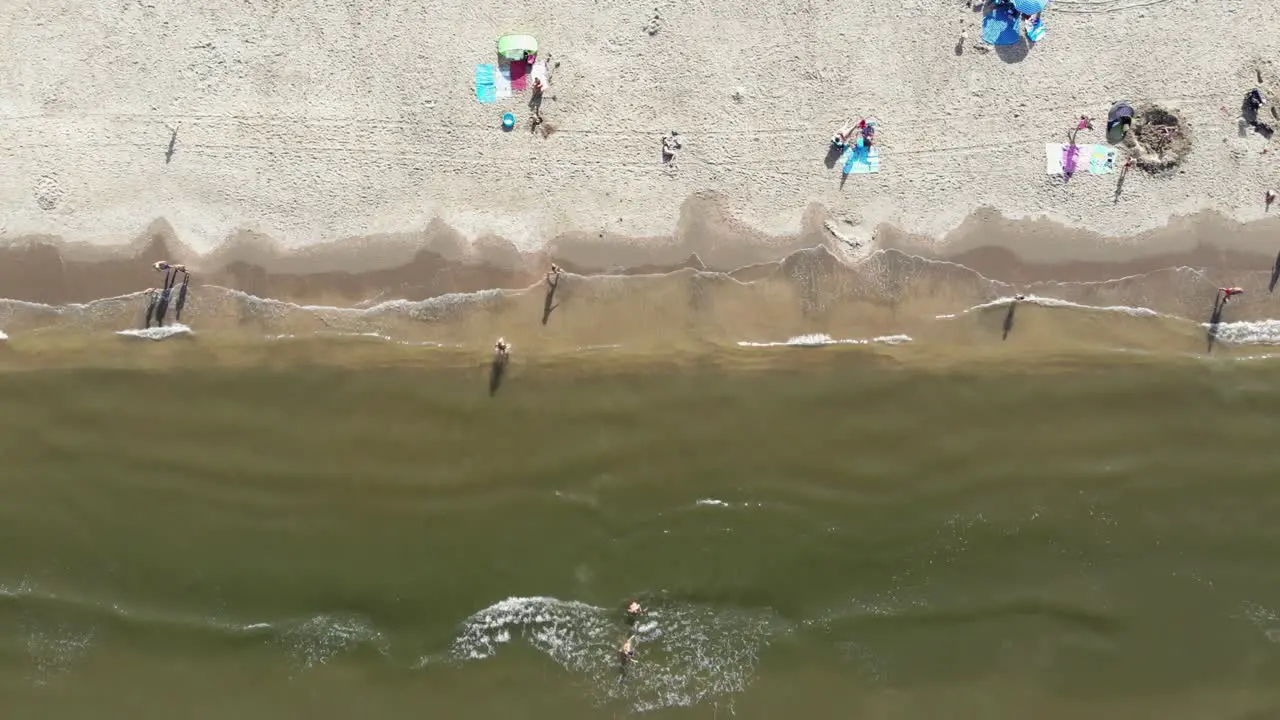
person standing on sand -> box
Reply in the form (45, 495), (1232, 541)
(494, 337), (510, 358)
(546, 264), (562, 286)
(1219, 287), (1245, 303)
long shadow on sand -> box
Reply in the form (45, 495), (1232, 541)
(995, 38), (1029, 64)
(1205, 295), (1227, 354)
(489, 355), (509, 396)
(1002, 301), (1017, 340)
(1269, 251), (1280, 292)
(824, 142), (843, 170)
(542, 277), (560, 325)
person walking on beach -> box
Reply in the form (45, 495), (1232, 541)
(494, 337), (510, 359)
(546, 264), (562, 286)
(1219, 287), (1245, 303)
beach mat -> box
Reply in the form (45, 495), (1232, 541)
(510, 61), (528, 92)
(982, 7), (1023, 46)
(1044, 143), (1118, 175)
(1088, 145), (1118, 174)
(475, 64), (496, 103)
(842, 146), (881, 175)
(495, 63), (513, 99)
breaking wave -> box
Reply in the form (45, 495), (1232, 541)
(447, 595), (780, 713)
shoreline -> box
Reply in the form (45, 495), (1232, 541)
(2, 206), (1280, 306)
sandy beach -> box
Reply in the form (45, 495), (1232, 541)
(2, 0), (1279, 299)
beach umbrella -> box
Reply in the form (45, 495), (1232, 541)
(1012, 0), (1048, 14)
(497, 34), (538, 61)
(982, 6), (1024, 46)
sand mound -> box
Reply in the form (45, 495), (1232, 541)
(1124, 105), (1192, 173)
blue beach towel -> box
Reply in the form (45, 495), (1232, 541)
(982, 6), (1024, 46)
(475, 64), (497, 104)
(842, 146), (881, 175)
(1026, 19), (1045, 42)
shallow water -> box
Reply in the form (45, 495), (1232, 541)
(4, 244), (1280, 718)
(2, 346), (1280, 718)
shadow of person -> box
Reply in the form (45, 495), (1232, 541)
(143, 290), (159, 329)
(542, 277), (560, 325)
(1113, 173), (1127, 203)
(1205, 294), (1226, 354)
(1002, 301), (1017, 340)
(994, 37), (1029, 64)
(165, 128), (178, 164)
(824, 142), (843, 170)
(489, 354), (509, 396)
(1270, 251), (1280, 292)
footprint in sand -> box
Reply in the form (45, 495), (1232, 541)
(33, 175), (65, 211)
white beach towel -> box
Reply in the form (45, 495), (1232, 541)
(531, 60), (550, 88)
(494, 64), (513, 99)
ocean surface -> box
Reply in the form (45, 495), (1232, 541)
(3, 247), (1280, 718)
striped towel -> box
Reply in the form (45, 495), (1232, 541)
(842, 146), (881, 175)
(475, 64), (496, 103)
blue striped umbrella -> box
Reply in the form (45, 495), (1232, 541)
(1013, 0), (1048, 14)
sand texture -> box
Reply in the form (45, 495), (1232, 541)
(1, 0), (1278, 265)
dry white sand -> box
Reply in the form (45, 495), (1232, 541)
(1, 0), (1278, 259)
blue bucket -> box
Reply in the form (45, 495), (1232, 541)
(502, 112), (516, 130)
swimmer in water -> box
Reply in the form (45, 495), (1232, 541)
(617, 634), (638, 680)
(625, 600), (644, 625)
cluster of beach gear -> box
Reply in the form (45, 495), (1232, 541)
(982, 0), (1048, 46)
(474, 34), (551, 131)
(830, 118), (881, 176)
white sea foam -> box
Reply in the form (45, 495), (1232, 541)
(447, 595), (778, 713)
(115, 324), (193, 340)
(265, 330), (452, 347)
(1206, 319), (1280, 346)
(737, 333), (912, 348)
(935, 295), (1161, 320)
(0, 330), (7, 341)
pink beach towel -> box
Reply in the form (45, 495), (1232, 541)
(510, 61), (528, 92)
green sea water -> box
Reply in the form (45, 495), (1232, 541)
(2, 348), (1280, 719)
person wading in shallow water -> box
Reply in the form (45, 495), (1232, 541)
(148, 261), (191, 327)
(616, 634), (639, 683)
(1219, 287), (1245, 303)
(625, 600), (644, 626)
